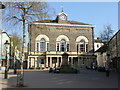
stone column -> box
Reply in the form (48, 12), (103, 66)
(57, 57), (59, 67)
(27, 57), (30, 69)
(46, 57), (48, 67)
(35, 57), (38, 68)
(71, 57), (73, 66)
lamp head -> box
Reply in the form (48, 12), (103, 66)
(0, 2), (5, 9)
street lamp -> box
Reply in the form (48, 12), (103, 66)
(4, 40), (10, 79)
(0, 2), (5, 9)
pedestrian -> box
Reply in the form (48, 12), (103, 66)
(105, 65), (110, 77)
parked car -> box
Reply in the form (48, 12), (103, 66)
(49, 67), (60, 73)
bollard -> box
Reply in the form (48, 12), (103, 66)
(4, 68), (8, 79)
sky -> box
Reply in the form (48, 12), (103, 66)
(48, 2), (118, 38)
(0, 1), (119, 43)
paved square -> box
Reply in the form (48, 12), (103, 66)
(1, 69), (119, 88)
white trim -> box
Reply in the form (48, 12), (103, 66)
(32, 23), (95, 28)
(56, 35), (69, 42)
(76, 36), (89, 43)
(36, 34), (50, 41)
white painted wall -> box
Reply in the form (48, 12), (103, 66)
(94, 42), (104, 51)
(95, 52), (107, 67)
(0, 31), (10, 67)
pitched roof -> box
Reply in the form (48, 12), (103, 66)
(95, 44), (108, 53)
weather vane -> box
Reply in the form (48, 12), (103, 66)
(60, 6), (64, 12)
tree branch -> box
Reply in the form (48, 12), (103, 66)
(12, 16), (23, 21)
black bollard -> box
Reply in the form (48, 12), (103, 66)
(4, 68), (8, 79)
(14, 68), (17, 74)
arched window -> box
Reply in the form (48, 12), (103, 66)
(60, 39), (66, 51)
(80, 39), (85, 52)
(40, 38), (46, 51)
(76, 36), (88, 53)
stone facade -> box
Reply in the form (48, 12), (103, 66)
(28, 12), (95, 69)
(108, 29), (120, 72)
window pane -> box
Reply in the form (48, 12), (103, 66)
(57, 43), (59, 51)
(67, 44), (69, 51)
(47, 43), (49, 51)
(86, 44), (88, 52)
(41, 59), (44, 64)
(80, 39), (85, 52)
(60, 39), (66, 51)
(40, 38), (46, 51)
(80, 44), (85, 52)
(36, 43), (39, 51)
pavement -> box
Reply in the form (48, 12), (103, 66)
(0, 69), (119, 89)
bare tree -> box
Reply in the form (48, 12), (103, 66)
(2, 2), (55, 87)
(10, 32), (22, 74)
(10, 32), (22, 53)
(99, 24), (114, 43)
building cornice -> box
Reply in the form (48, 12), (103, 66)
(31, 22), (95, 28)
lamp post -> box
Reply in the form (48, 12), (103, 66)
(14, 46), (17, 74)
(4, 40), (10, 79)
(0, 2), (5, 9)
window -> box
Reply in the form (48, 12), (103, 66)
(86, 44), (88, 52)
(36, 43), (39, 51)
(97, 44), (99, 48)
(67, 44), (69, 51)
(52, 57), (57, 63)
(80, 39), (85, 52)
(57, 43), (59, 51)
(60, 39), (66, 51)
(47, 43), (49, 51)
(40, 38), (46, 51)
(41, 59), (44, 64)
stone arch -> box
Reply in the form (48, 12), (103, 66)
(56, 35), (69, 42)
(76, 36), (88, 43)
(36, 34), (49, 42)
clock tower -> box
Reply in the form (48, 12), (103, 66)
(56, 12), (68, 23)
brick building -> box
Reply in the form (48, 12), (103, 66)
(27, 12), (96, 69)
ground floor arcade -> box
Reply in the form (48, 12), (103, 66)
(28, 51), (96, 69)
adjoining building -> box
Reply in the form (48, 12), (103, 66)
(108, 29), (120, 72)
(95, 44), (107, 67)
(28, 11), (96, 69)
(0, 30), (11, 68)
(95, 30), (120, 72)
(94, 37), (104, 52)
(94, 37), (105, 67)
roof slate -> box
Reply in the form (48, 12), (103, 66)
(95, 44), (108, 53)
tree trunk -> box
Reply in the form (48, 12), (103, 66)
(17, 9), (26, 87)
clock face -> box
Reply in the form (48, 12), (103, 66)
(60, 16), (66, 20)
